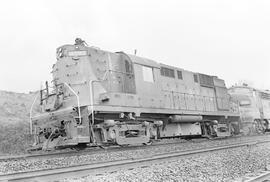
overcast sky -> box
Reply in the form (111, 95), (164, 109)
(0, 0), (269, 93)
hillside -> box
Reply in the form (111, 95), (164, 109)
(0, 90), (40, 154)
(0, 90), (39, 126)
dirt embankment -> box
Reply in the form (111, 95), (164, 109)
(0, 90), (40, 154)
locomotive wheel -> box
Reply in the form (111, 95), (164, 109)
(74, 143), (87, 151)
(143, 141), (153, 145)
(118, 144), (129, 147)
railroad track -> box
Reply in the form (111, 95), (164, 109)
(0, 136), (231, 162)
(0, 139), (189, 162)
(0, 147), (98, 161)
(0, 134), (266, 162)
(244, 171), (270, 182)
(1, 139), (270, 182)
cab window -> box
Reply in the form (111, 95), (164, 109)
(161, 67), (175, 78)
(142, 66), (154, 82)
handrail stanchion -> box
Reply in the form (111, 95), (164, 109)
(64, 83), (82, 124)
(89, 71), (109, 145)
(29, 93), (39, 135)
(89, 80), (96, 144)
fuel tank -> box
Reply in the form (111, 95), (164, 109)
(170, 115), (203, 123)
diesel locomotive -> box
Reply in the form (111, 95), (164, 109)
(30, 38), (241, 150)
(229, 85), (270, 134)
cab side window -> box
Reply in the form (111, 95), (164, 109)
(142, 66), (154, 82)
(125, 60), (132, 73)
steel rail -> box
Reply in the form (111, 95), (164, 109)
(0, 137), (201, 162)
(0, 134), (268, 162)
(1, 140), (270, 182)
(244, 171), (270, 182)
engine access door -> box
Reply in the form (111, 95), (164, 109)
(117, 52), (136, 94)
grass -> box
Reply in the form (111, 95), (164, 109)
(0, 122), (33, 155)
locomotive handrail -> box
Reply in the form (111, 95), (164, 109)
(89, 70), (109, 144)
(89, 74), (109, 122)
(162, 89), (216, 98)
(108, 69), (134, 76)
(29, 92), (39, 135)
(89, 79), (99, 144)
(64, 83), (82, 124)
(89, 80), (95, 125)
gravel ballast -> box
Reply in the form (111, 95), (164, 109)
(62, 142), (270, 182)
(1, 135), (270, 175)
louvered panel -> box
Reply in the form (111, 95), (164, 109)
(260, 92), (270, 100)
(199, 74), (214, 87)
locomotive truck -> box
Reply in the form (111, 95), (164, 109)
(30, 38), (240, 150)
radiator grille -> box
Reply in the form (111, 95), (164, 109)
(199, 74), (214, 87)
(260, 92), (270, 100)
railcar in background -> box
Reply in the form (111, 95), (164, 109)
(229, 85), (270, 134)
(30, 38), (240, 150)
